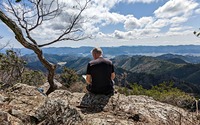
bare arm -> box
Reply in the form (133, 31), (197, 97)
(86, 74), (92, 84)
(111, 72), (115, 80)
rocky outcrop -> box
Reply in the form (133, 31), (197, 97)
(0, 83), (199, 125)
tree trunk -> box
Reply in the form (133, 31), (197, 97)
(46, 65), (56, 95)
(35, 49), (57, 95)
(0, 10), (56, 95)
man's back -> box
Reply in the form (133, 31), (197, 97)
(86, 57), (114, 94)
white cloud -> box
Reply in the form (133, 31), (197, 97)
(169, 27), (185, 32)
(91, 0), (159, 9)
(146, 16), (188, 29)
(124, 16), (141, 30)
(134, 28), (160, 36)
(1, 0), (199, 47)
(85, 0), (160, 29)
(82, 22), (100, 35)
(82, 1), (127, 27)
(111, 27), (160, 40)
(169, 26), (192, 32)
(170, 17), (188, 24)
(2, 0), (163, 41)
(113, 30), (126, 39)
(126, 0), (158, 4)
(166, 30), (192, 36)
(124, 16), (154, 30)
(91, 0), (119, 9)
(154, 0), (198, 18)
(139, 17), (154, 27)
(103, 12), (126, 25)
(195, 8), (200, 14)
(151, 19), (170, 28)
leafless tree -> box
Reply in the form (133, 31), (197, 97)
(0, 0), (90, 95)
(194, 28), (200, 38)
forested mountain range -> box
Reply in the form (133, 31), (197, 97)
(22, 53), (200, 97)
(5, 45), (200, 56)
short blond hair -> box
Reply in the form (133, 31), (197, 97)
(91, 47), (103, 55)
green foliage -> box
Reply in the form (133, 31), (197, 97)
(146, 82), (194, 108)
(0, 50), (46, 88)
(117, 87), (130, 96)
(117, 82), (195, 109)
(55, 66), (87, 92)
(0, 50), (26, 85)
(21, 70), (46, 86)
(129, 83), (146, 95)
(57, 67), (80, 88)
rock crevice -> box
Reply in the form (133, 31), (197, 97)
(0, 83), (198, 125)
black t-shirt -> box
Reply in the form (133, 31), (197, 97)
(86, 57), (114, 94)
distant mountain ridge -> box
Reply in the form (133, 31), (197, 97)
(156, 54), (200, 64)
(3, 45), (200, 56)
(112, 55), (200, 96)
(22, 53), (200, 96)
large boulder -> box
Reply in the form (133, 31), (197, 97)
(0, 83), (198, 125)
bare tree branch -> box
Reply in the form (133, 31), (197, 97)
(0, 9), (56, 95)
(0, 0), (90, 95)
(7, 0), (37, 45)
(38, 0), (90, 47)
(5, 0), (64, 45)
(194, 30), (200, 38)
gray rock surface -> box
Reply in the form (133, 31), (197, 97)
(0, 83), (199, 125)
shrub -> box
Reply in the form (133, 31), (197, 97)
(0, 50), (26, 87)
(68, 82), (87, 93)
(21, 70), (46, 86)
(0, 50), (46, 88)
(117, 82), (195, 109)
(146, 82), (194, 108)
(117, 87), (130, 96)
(56, 67), (82, 88)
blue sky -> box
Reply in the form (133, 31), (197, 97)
(110, 1), (166, 18)
(0, 0), (200, 48)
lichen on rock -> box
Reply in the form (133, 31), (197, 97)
(0, 83), (199, 125)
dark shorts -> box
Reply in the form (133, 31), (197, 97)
(86, 84), (114, 95)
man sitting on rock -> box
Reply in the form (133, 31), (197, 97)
(86, 47), (115, 95)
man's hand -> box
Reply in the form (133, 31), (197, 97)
(86, 75), (92, 84)
(111, 72), (115, 80)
